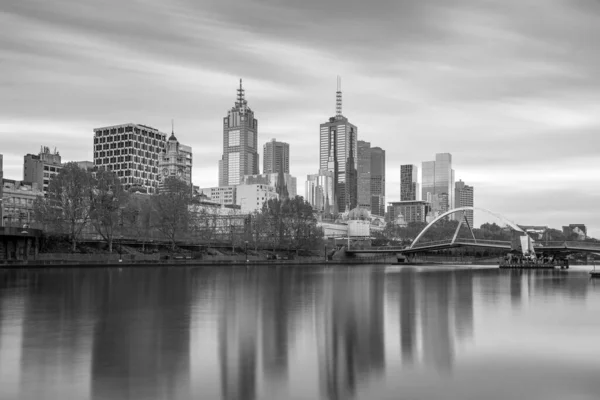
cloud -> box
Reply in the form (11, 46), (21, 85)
(1, 0), (599, 236)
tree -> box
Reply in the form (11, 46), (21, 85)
(122, 194), (155, 252)
(33, 163), (95, 252)
(153, 177), (191, 250)
(90, 169), (129, 253)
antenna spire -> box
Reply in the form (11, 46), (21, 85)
(236, 78), (246, 107)
(336, 76), (343, 118)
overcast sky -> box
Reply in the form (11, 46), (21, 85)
(1, 0), (599, 236)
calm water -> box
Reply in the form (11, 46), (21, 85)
(0, 265), (599, 400)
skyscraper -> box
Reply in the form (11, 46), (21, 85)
(400, 164), (419, 201)
(319, 78), (358, 213)
(263, 139), (289, 174)
(93, 123), (167, 194)
(219, 79), (259, 186)
(455, 179), (474, 226)
(421, 153), (455, 217)
(357, 140), (371, 210)
(370, 146), (385, 216)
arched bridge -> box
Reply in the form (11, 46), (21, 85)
(346, 207), (600, 255)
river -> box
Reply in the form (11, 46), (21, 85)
(0, 265), (599, 400)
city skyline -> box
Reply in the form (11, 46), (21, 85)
(1, 1), (599, 236)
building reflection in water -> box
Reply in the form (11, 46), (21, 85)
(317, 268), (386, 400)
(218, 269), (259, 400)
(0, 266), (594, 400)
(90, 268), (193, 400)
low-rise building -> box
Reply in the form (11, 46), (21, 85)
(242, 172), (297, 197)
(236, 184), (278, 213)
(198, 186), (237, 206)
(1, 179), (44, 227)
(23, 146), (63, 195)
(387, 200), (431, 224)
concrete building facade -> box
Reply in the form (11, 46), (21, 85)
(1, 179), (44, 227)
(236, 184), (278, 213)
(93, 123), (167, 194)
(23, 146), (62, 194)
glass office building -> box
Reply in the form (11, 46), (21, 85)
(421, 153), (455, 217)
(319, 86), (358, 213)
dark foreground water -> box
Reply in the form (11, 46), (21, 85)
(0, 265), (599, 400)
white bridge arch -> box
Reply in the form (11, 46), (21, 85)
(409, 207), (525, 249)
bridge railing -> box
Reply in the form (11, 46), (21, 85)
(410, 238), (511, 249)
(535, 241), (600, 249)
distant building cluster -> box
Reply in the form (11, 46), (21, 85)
(386, 153), (475, 226)
(0, 78), (591, 237)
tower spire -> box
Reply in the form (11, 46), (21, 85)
(236, 78), (246, 107)
(336, 76), (343, 118)
(171, 118), (174, 135)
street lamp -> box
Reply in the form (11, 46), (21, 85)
(245, 240), (248, 263)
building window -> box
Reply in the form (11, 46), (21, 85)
(228, 130), (240, 147)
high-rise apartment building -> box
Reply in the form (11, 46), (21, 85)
(158, 129), (193, 191)
(93, 123), (167, 194)
(455, 180), (474, 226)
(219, 80), (259, 186)
(319, 78), (357, 213)
(400, 165), (419, 201)
(357, 140), (371, 210)
(263, 139), (289, 174)
(370, 146), (385, 216)
(422, 153), (455, 217)
(23, 146), (63, 195)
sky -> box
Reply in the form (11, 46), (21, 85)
(1, 0), (599, 237)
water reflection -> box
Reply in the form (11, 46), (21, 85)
(0, 266), (598, 400)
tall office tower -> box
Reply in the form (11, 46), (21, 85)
(421, 153), (455, 217)
(158, 126), (193, 191)
(263, 139), (289, 174)
(319, 77), (358, 213)
(370, 146), (385, 216)
(93, 123), (167, 194)
(400, 165), (419, 201)
(357, 140), (371, 210)
(219, 79), (259, 186)
(455, 180), (474, 226)
(23, 146), (63, 195)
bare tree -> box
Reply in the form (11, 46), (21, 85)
(90, 169), (129, 253)
(33, 163), (95, 252)
(153, 177), (191, 250)
(122, 194), (155, 252)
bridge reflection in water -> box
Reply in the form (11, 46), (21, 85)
(1, 267), (599, 400)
